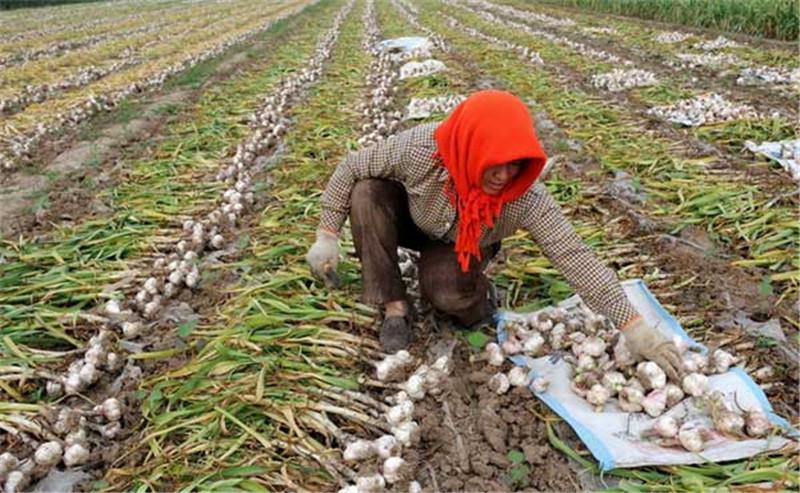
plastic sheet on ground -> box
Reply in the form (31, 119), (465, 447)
(497, 279), (795, 471)
(745, 139), (800, 181)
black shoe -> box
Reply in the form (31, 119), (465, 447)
(380, 316), (413, 353)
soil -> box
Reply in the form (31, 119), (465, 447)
(410, 345), (578, 492)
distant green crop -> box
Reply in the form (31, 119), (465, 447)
(524, 0), (799, 40)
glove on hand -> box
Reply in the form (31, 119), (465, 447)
(623, 317), (684, 382)
(306, 229), (340, 287)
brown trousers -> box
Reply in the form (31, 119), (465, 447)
(350, 179), (498, 326)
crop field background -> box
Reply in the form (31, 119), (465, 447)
(0, 0), (797, 491)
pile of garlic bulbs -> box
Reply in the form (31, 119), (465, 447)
(399, 59), (447, 80)
(590, 69), (658, 92)
(464, 0), (575, 28)
(647, 92), (760, 127)
(693, 36), (741, 51)
(337, 350), (453, 493)
(674, 52), (742, 68)
(405, 95), (466, 120)
(482, 303), (781, 453)
(654, 31), (691, 44)
(736, 66), (800, 87)
(582, 26), (618, 36)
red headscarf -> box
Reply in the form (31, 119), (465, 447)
(434, 90), (547, 272)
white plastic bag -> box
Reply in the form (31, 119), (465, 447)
(497, 279), (794, 470)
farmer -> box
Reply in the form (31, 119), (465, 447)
(306, 90), (682, 380)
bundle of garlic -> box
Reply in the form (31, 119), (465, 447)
(338, 347), (450, 493)
(654, 31), (691, 44)
(404, 95), (466, 120)
(399, 59), (447, 80)
(647, 93), (760, 127)
(693, 36), (741, 51)
(444, 15), (543, 66)
(590, 69), (658, 92)
(674, 52), (742, 68)
(356, 1), (403, 148)
(582, 26), (618, 36)
(736, 66), (800, 87)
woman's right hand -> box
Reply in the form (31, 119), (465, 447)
(306, 229), (341, 287)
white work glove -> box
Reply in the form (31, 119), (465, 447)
(306, 229), (341, 288)
(623, 317), (683, 382)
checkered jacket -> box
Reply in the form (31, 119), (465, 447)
(320, 122), (639, 328)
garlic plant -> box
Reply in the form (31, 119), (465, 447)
(444, 14), (543, 66)
(591, 69), (658, 92)
(460, 0), (629, 66)
(4, 3), (357, 488)
(647, 93), (761, 127)
(1, 2), (312, 171)
(338, 349), (453, 493)
(464, 0), (575, 28)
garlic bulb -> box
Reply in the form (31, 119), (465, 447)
(682, 373), (708, 397)
(385, 400), (414, 427)
(373, 435), (400, 459)
(355, 474), (386, 492)
(618, 386), (644, 412)
(4, 470), (28, 493)
(508, 366), (530, 387)
(710, 349), (736, 373)
(532, 377), (549, 393)
(34, 441), (62, 467)
(122, 321), (143, 338)
(745, 409), (771, 437)
(105, 299), (122, 316)
(586, 384), (610, 411)
(601, 372), (626, 395)
(576, 353), (595, 371)
(382, 456), (408, 484)
(403, 374), (426, 401)
(678, 422), (705, 452)
(98, 397), (122, 421)
(715, 410), (745, 437)
(392, 421), (419, 446)
(580, 336), (606, 357)
(522, 332), (545, 356)
(642, 389), (667, 417)
(485, 342), (505, 366)
(0, 453), (18, 475)
(664, 383), (685, 407)
(637, 361), (666, 390)
(488, 372), (510, 394)
(652, 416), (679, 438)
(376, 350), (414, 381)
(343, 439), (375, 462)
(409, 481), (422, 493)
(501, 338), (522, 355)
(63, 443), (90, 466)
(681, 352), (707, 373)
(78, 363), (99, 385)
